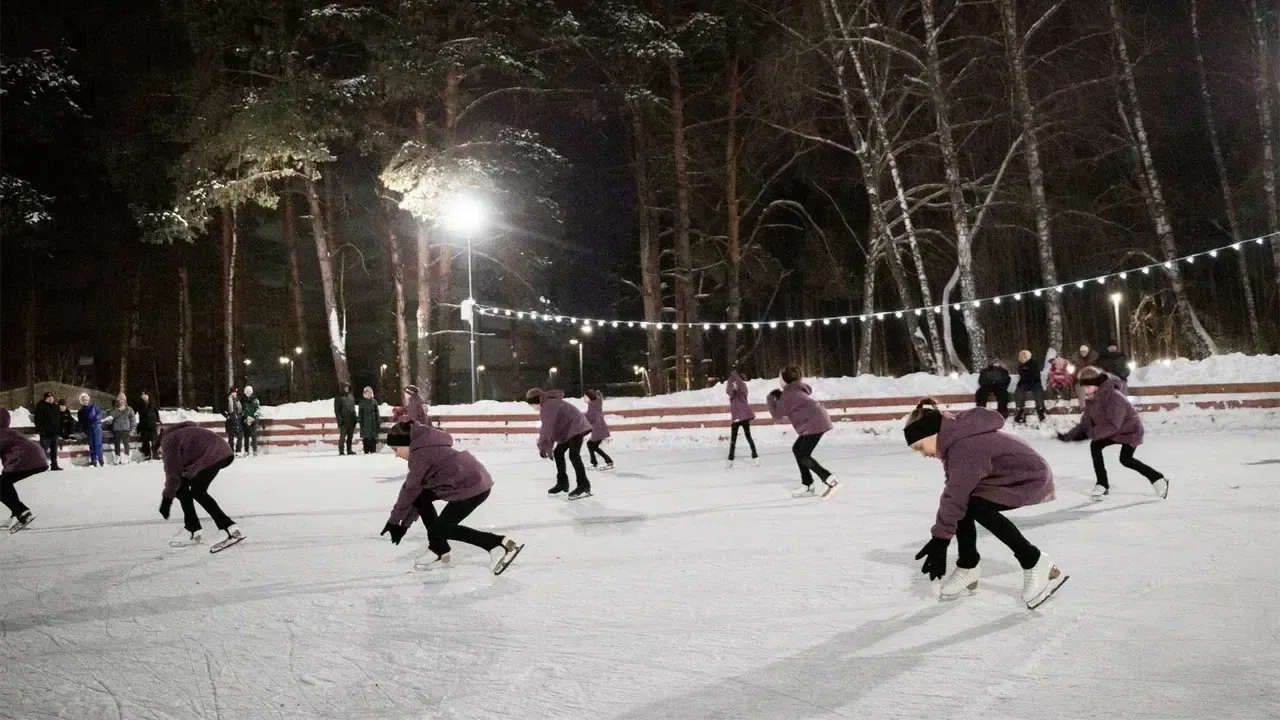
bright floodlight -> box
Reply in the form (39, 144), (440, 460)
(569, 338), (579, 346)
(1110, 293), (1122, 305)
(444, 194), (485, 234)
(294, 346), (303, 355)
(581, 325), (593, 335)
(279, 357), (289, 365)
(244, 359), (253, 366)
(477, 365), (486, 372)
(549, 367), (558, 374)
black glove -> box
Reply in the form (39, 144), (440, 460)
(915, 537), (950, 581)
(159, 496), (173, 520)
(381, 522), (407, 545)
(1056, 432), (1069, 442)
(768, 389), (782, 400)
(540, 451), (549, 459)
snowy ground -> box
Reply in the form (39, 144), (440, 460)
(2, 430), (1278, 720)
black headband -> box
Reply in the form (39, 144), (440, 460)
(1079, 373), (1107, 386)
(904, 412), (944, 446)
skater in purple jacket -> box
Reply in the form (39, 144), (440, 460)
(904, 399), (1066, 609)
(1, 408), (48, 532)
(159, 422), (242, 549)
(1058, 366), (1167, 500)
(583, 390), (614, 470)
(380, 422), (523, 574)
(725, 369), (758, 468)
(526, 388), (593, 499)
(766, 366), (839, 498)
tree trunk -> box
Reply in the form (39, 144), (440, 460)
(1109, 0), (1217, 356)
(413, 107), (433, 396)
(920, 0), (987, 365)
(25, 289), (36, 409)
(940, 268), (967, 372)
(1250, 0), (1280, 322)
(999, 0), (1065, 353)
(724, 55), (743, 371)
(668, 60), (702, 388)
(177, 262), (188, 407)
(633, 111), (666, 395)
(118, 266), (142, 394)
(433, 70), (462, 402)
(220, 206), (237, 393)
(283, 182), (312, 399)
(305, 176), (351, 386)
(384, 198), (411, 394)
(856, 253), (878, 375)
(1192, 0), (1262, 351)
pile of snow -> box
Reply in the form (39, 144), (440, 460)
(1129, 352), (1280, 386)
(5, 406), (33, 426)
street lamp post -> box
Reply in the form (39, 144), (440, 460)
(548, 366), (558, 387)
(279, 357), (293, 400)
(476, 364), (486, 400)
(569, 339), (584, 395)
(444, 194), (486, 405)
(1110, 293), (1123, 346)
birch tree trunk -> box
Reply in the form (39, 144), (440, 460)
(1250, 0), (1280, 315)
(724, 55), (743, 370)
(118, 266), (141, 393)
(1192, 0), (1261, 351)
(412, 108), (433, 395)
(998, 0), (1065, 353)
(25, 290), (36, 409)
(220, 206), (237, 393)
(283, 182), (312, 399)
(940, 268), (967, 372)
(856, 253), (878, 375)
(305, 176), (351, 386)
(1109, 0), (1217, 356)
(634, 112), (667, 395)
(384, 198), (411, 394)
(668, 60), (702, 389)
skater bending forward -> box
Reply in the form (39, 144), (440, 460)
(1058, 366), (1167, 500)
(905, 400), (1066, 608)
(584, 390), (614, 470)
(380, 422), (523, 574)
(159, 422), (242, 548)
(1, 408), (49, 532)
(526, 388), (594, 499)
(767, 366), (838, 498)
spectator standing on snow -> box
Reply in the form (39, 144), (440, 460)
(1, 407), (49, 532)
(77, 393), (105, 467)
(526, 388), (593, 499)
(1058, 367), (1168, 501)
(224, 388), (243, 455)
(334, 383), (358, 456)
(358, 386), (381, 454)
(584, 389), (614, 470)
(103, 393), (137, 464)
(136, 389), (161, 460)
(240, 386), (262, 457)
(975, 359), (1011, 418)
(725, 369), (758, 468)
(34, 392), (63, 471)
(767, 366), (839, 499)
(1013, 350), (1047, 424)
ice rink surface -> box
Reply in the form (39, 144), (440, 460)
(3, 431), (1279, 719)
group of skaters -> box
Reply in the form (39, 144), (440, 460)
(29, 390), (162, 469)
(976, 342), (1131, 422)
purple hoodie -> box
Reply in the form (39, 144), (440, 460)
(1063, 376), (1143, 446)
(931, 408), (1056, 540)
(0, 409), (49, 475)
(766, 381), (833, 436)
(160, 422), (234, 500)
(389, 425), (493, 526)
(726, 374), (755, 422)
(536, 390), (593, 455)
(585, 394), (611, 442)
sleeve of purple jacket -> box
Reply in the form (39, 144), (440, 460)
(536, 409), (555, 455)
(931, 440), (993, 539)
(766, 392), (785, 421)
(161, 441), (183, 500)
(389, 464), (425, 527)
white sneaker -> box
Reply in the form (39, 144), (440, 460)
(939, 565), (981, 600)
(1090, 484), (1109, 501)
(169, 529), (203, 547)
(1021, 553), (1067, 609)
(414, 550), (452, 571)
(791, 484), (816, 498)
(1152, 478), (1169, 499)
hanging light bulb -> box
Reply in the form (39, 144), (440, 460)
(804, 320), (813, 327)
(770, 321), (778, 328)
(1013, 293), (1022, 301)
(505, 309), (513, 316)
(860, 315), (869, 322)
(1033, 289), (1043, 297)
(933, 306), (941, 314)
(1257, 237), (1265, 244)
(840, 317), (849, 324)
(736, 323), (743, 329)
(751, 322), (760, 329)
(973, 300), (982, 307)
(787, 320), (796, 328)
(719, 323), (727, 330)
(1119, 272), (1127, 279)
(894, 311), (903, 318)
(1185, 256), (1195, 264)
(1142, 267), (1151, 274)
(993, 297), (1002, 305)
(1209, 250), (1218, 257)
(611, 320), (619, 328)
(822, 318), (831, 325)
(1232, 242), (1242, 250)
(1096, 277), (1106, 284)
(517, 311), (526, 319)
(1164, 262), (1172, 268)
(914, 308), (923, 316)
(1055, 286), (1065, 293)
(702, 323), (711, 331)
(1075, 281), (1085, 289)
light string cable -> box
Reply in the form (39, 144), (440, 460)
(475, 231), (1280, 331)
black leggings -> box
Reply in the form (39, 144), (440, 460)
(955, 497), (1040, 570)
(1, 467), (46, 517)
(728, 420), (757, 461)
(792, 433), (832, 486)
(1090, 440), (1164, 489)
(413, 489), (503, 556)
(587, 440), (613, 467)
(176, 456), (235, 532)
(553, 432), (590, 490)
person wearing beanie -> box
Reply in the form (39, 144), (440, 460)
(583, 389), (614, 470)
(766, 366), (839, 498)
(380, 422), (523, 574)
(136, 389), (162, 460)
(103, 392), (137, 465)
(224, 387), (244, 455)
(725, 367), (758, 468)
(1058, 366), (1167, 500)
(1, 407), (50, 532)
(903, 399), (1065, 608)
(1095, 342), (1131, 392)
(975, 358), (1012, 418)
(240, 385), (262, 457)
(1012, 350), (1046, 424)
(159, 422), (242, 550)
(526, 387), (593, 499)
(334, 383), (358, 456)
(34, 392), (63, 471)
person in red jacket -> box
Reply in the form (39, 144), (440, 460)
(1058, 366), (1168, 501)
(904, 399), (1066, 609)
(1, 408), (49, 532)
(159, 422), (242, 548)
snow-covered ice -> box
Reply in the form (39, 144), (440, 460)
(3, 429), (1279, 719)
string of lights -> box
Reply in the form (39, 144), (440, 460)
(475, 231), (1280, 331)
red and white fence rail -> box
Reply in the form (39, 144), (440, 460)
(17, 381), (1280, 463)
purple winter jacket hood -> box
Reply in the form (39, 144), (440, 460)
(726, 374), (755, 422)
(1064, 376), (1143, 446)
(931, 408), (1055, 540)
(536, 390), (592, 455)
(585, 394), (611, 442)
(767, 381), (833, 436)
(160, 422), (234, 500)
(389, 424), (493, 526)
(0, 408), (49, 474)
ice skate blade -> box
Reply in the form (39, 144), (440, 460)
(939, 581), (979, 601)
(492, 543), (525, 576)
(9, 515), (34, 534)
(1025, 569), (1068, 610)
(821, 481), (840, 500)
(210, 535), (244, 553)
(567, 491), (593, 501)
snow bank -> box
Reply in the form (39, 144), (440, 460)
(1129, 352), (1280, 385)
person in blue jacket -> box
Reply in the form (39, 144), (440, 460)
(76, 392), (105, 467)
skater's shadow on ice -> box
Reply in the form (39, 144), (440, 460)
(373, 475), (404, 483)
(609, 604), (1028, 720)
(561, 501), (647, 536)
(1017, 499), (1161, 529)
(863, 548), (1021, 602)
(1245, 458), (1280, 466)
